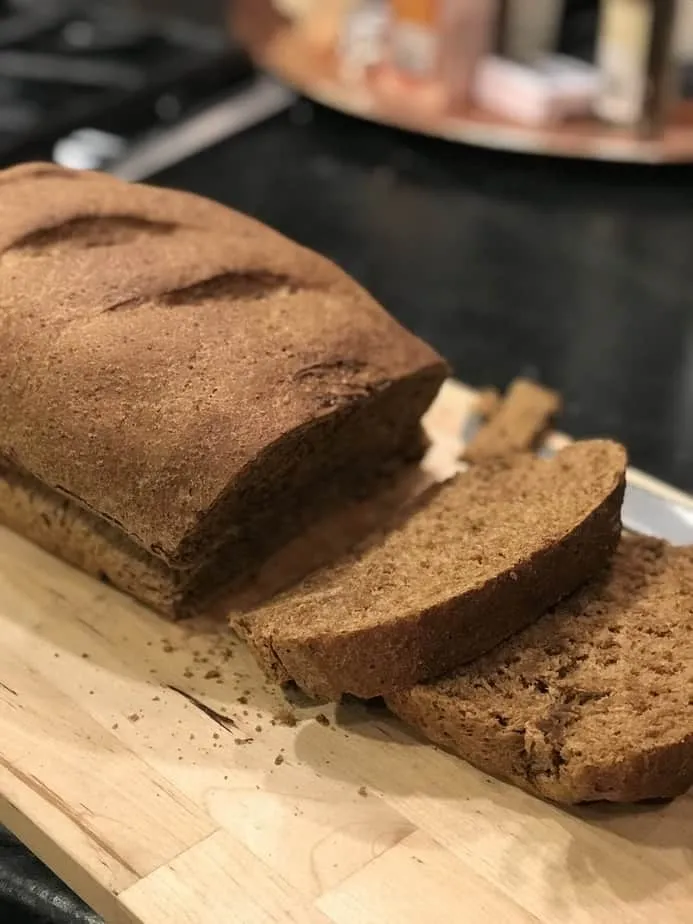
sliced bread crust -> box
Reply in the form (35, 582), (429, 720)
(236, 440), (627, 700)
(388, 535), (693, 804)
(463, 378), (561, 463)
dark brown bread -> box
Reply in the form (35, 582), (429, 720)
(464, 379), (561, 463)
(236, 440), (627, 700)
(388, 535), (693, 804)
(0, 162), (447, 615)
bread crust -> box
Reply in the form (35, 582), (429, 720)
(464, 378), (561, 463)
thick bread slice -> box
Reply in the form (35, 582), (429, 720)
(387, 535), (693, 804)
(0, 163), (447, 615)
(235, 440), (627, 700)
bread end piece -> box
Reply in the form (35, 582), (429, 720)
(388, 537), (693, 804)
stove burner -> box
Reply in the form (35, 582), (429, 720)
(0, 0), (252, 169)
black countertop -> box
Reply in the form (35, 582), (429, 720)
(4, 95), (693, 923)
(154, 101), (693, 493)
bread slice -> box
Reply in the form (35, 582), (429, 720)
(464, 378), (561, 463)
(234, 440), (627, 700)
(0, 163), (447, 616)
(388, 535), (693, 804)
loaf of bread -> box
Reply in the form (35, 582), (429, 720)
(0, 163), (447, 616)
(235, 440), (627, 699)
(388, 535), (693, 803)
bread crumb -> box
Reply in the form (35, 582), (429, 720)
(255, 725), (262, 733)
(315, 713), (330, 727)
(81, 652), (89, 659)
(183, 668), (194, 679)
(111, 723), (119, 730)
(213, 732), (220, 740)
(358, 786), (368, 798)
(127, 713), (140, 723)
(238, 695), (248, 705)
(273, 708), (297, 727)
(162, 641), (175, 653)
(205, 669), (221, 680)
(274, 754), (285, 766)
(235, 737), (254, 746)
(152, 695), (160, 702)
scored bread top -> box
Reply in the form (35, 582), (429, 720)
(388, 535), (693, 803)
(242, 440), (627, 699)
(0, 163), (445, 564)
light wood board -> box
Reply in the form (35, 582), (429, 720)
(1, 380), (693, 924)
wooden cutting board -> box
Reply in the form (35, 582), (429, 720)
(1, 380), (693, 924)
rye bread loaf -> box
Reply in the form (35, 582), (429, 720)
(234, 440), (627, 700)
(388, 535), (693, 804)
(464, 378), (561, 463)
(0, 162), (447, 616)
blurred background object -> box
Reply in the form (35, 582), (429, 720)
(235, 0), (693, 161)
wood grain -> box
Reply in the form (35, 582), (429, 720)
(0, 380), (691, 924)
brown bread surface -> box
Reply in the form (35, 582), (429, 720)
(388, 535), (693, 804)
(0, 163), (447, 615)
(464, 378), (561, 463)
(236, 440), (627, 700)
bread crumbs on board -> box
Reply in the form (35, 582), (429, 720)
(273, 708), (297, 727)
